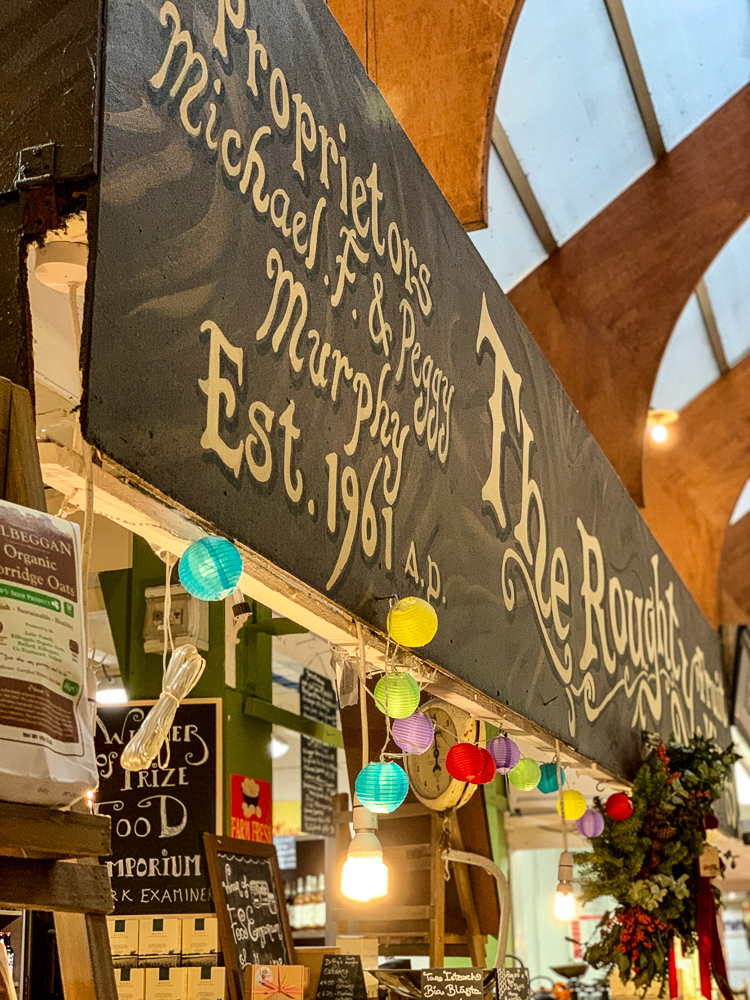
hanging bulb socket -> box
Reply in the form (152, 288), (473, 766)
(231, 587), (252, 626)
(553, 850), (578, 921)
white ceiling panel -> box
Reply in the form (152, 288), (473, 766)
(651, 294), (719, 411)
(623, 0), (750, 151)
(497, 0), (654, 244)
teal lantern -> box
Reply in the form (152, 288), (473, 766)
(178, 537), (243, 601)
(508, 758), (541, 791)
(355, 762), (409, 813)
(538, 762), (565, 794)
(374, 673), (420, 719)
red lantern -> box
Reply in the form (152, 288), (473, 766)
(472, 749), (497, 785)
(705, 814), (719, 830)
(605, 792), (633, 821)
(446, 742), (484, 782)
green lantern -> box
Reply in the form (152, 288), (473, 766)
(373, 673), (420, 719)
(508, 758), (541, 791)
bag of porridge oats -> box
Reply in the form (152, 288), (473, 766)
(0, 498), (98, 806)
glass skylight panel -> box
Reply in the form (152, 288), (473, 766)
(730, 479), (750, 526)
(496, 0), (654, 245)
(704, 218), (750, 367)
(650, 294), (719, 412)
(623, 0), (750, 151)
(469, 148), (547, 292)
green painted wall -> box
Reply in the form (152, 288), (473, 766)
(99, 537), (273, 833)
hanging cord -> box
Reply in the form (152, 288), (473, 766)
(356, 622), (368, 770)
(556, 739), (568, 853)
(162, 553), (176, 673)
(121, 644), (206, 771)
(81, 446), (95, 626)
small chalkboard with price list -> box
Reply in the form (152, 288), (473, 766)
(421, 968), (487, 998)
(496, 968), (531, 1000)
(314, 954), (367, 1000)
(203, 834), (295, 1000)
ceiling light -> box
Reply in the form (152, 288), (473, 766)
(647, 408), (678, 444)
(269, 734), (290, 759)
(96, 685), (128, 705)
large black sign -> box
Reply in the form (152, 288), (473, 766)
(95, 700), (220, 914)
(300, 669), (337, 837)
(84, 0), (733, 787)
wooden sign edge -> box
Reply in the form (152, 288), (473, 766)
(202, 832), (296, 1000)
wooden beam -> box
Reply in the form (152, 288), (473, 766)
(0, 377), (45, 511)
(0, 801), (110, 860)
(695, 278), (729, 375)
(492, 117), (558, 255)
(0, 858), (114, 914)
(328, 0), (526, 228)
(244, 697), (343, 747)
(603, 0), (666, 160)
(508, 85), (750, 505)
(642, 352), (750, 624)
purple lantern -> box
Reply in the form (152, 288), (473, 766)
(576, 808), (605, 839)
(487, 735), (521, 774)
(392, 712), (435, 755)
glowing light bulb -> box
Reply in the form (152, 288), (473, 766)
(553, 886), (578, 921)
(341, 854), (389, 902)
(650, 422), (669, 444)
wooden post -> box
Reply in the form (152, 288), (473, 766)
(448, 814), (487, 968)
(429, 814), (445, 966)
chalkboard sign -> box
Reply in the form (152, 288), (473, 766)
(421, 968), (487, 998)
(300, 670), (338, 837)
(496, 968), (531, 1000)
(94, 699), (221, 914)
(203, 834), (295, 1000)
(315, 954), (367, 1000)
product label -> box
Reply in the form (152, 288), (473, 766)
(0, 500), (85, 756)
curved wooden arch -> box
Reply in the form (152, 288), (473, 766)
(508, 84), (750, 506)
(328, 0), (526, 229)
(640, 354), (750, 625)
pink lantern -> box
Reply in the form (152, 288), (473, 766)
(392, 712), (435, 755)
(487, 735), (521, 774)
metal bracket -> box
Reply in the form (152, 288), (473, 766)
(15, 142), (58, 234)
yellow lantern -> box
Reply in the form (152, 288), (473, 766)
(556, 789), (587, 821)
(387, 597), (438, 647)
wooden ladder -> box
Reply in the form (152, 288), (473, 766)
(0, 380), (117, 999)
(0, 800), (116, 999)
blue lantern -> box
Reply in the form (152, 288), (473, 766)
(179, 537), (243, 601)
(538, 762), (565, 794)
(355, 762), (409, 814)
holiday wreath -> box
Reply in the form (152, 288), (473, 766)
(576, 734), (737, 994)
